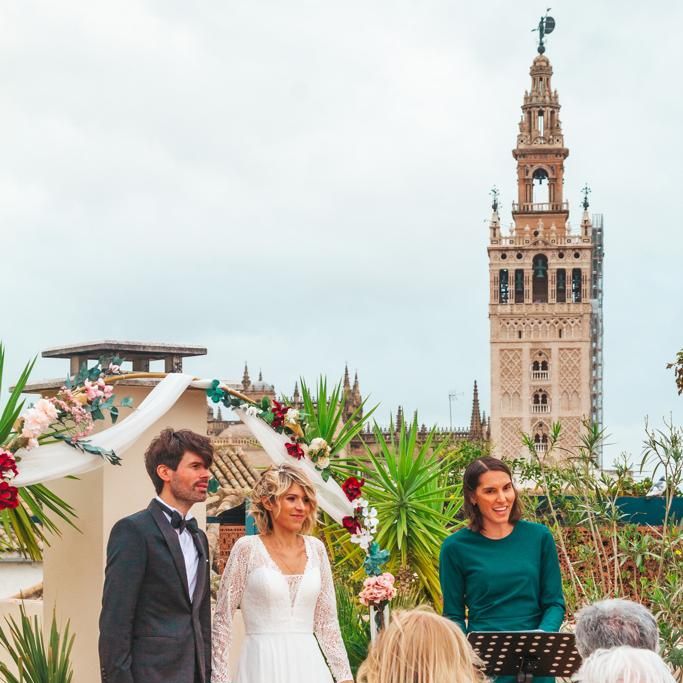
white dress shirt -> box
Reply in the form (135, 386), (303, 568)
(155, 496), (199, 601)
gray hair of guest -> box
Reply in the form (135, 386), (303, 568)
(575, 646), (675, 683)
(574, 598), (659, 658)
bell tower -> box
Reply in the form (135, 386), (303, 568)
(488, 32), (604, 461)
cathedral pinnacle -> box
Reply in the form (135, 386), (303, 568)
(242, 363), (251, 391)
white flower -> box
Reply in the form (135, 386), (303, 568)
(309, 437), (329, 452)
(314, 455), (330, 470)
(2, 470), (15, 481)
(355, 497), (369, 510)
(284, 409), (300, 424)
(243, 405), (259, 417)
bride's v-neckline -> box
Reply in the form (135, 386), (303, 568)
(257, 535), (310, 577)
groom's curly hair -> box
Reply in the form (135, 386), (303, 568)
(145, 428), (214, 494)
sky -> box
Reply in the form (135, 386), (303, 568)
(1, 1), (681, 469)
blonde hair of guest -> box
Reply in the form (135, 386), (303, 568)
(249, 462), (318, 534)
(357, 607), (489, 683)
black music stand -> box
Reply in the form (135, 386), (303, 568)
(467, 631), (581, 681)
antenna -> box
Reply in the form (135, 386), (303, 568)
(532, 9), (556, 54)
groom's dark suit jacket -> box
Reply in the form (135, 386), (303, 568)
(99, 501), (211, 683)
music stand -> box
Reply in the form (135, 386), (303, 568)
(467, 631), (581, 681)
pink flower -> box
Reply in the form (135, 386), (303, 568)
(35, 398), (58, 422)
(108, 363), (121, 374)
(83, 380), (100, 401)
(358, 573), (397, 607)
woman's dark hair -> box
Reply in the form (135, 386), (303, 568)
(144, 428), (214, 494)
(462, 456), (522, 532)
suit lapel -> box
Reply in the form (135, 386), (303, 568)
(148, 501), (191, 603)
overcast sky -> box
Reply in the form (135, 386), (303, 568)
(1, 1), (681, 468)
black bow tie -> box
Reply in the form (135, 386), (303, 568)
(155, 501), (198, 534)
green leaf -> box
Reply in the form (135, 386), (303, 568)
(120, 396), (134, 409)
(110, 406), (119, 424)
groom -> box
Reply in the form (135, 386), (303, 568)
(99, 428), (213, 683)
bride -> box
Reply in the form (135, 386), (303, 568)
(212, 463), (353, 683)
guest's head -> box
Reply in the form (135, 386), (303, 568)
(250, 463), (318, 534)
(462, 456), (522, 532)
(574, 598), (659, 658)
(357, 607), (488, 683)
(575, 646), (675, 683)
(144, 428), (213, 508)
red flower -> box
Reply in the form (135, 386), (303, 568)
(0, 481), (19, 510)
(285, 442), (305, 460)
(342, 515), (362, 534)
(0, 451), (18, 480)
(342, 476), (365, 501)
(271, 400), (289, 430)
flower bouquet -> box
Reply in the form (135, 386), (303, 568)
(0, 345), (131, 559)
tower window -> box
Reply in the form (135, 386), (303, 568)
(499, 269), (509, 304)
(538, 111), (544, 136)
(572, 268), (582, 302)
(556, 268), (566, 303)
(532, 254), (548, 303)
(532, 167), (550, 203)
(514, 269), (525, 303)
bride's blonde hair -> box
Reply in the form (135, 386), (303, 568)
(249, 463), (318, 534)
(357, 607), (488, 683)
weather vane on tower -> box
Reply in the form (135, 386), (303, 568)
(532, 9), (556, 54)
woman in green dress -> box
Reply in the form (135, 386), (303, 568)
(439, 456), (565, 683)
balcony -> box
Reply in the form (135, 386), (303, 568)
(531, 404), (550, 414)
(535, 442), (548, 454)
(532, 371), (550, 381)
(512, 201), (569, 213)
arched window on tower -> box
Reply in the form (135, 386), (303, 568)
(532, 254), (548, 303)
(531, 352), (550, 380)
(556, 268), (566, 303)
(532, 168), (549, 205)
(532, 390), (550, 413)
(533, 422), (550, 454)
(514, 269), (525, 303)
(572, 268), (582, 302)
(499, 269), (509, 304)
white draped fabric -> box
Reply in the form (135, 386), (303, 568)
(235, 408), (353, 524)
(12, 375), (353, 523)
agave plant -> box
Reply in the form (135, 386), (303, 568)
(0, 345), (78, 559)
(331, 418), (463, 606)
(0, 606), (74, 683)
(299, 377), (376, 458)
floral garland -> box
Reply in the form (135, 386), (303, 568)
(206, 380), (395, 617)
(0, 358), (131, 511)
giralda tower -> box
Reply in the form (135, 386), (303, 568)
(488, 26), (604, 462)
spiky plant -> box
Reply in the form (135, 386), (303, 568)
(332, 417), (463, 607)
(0, 344), (78, 559)
(0, 606), (74, 683)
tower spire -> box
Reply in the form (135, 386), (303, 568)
(242, 362), (251, 391)
(469, 381), (483, 440)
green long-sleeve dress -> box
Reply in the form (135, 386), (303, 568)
(439, 520), (565, 683)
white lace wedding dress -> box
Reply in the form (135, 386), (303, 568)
(212, 534), (352, 683)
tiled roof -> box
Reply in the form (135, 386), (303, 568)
(210, 445), (258, 491)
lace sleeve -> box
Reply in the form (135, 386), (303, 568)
(212, 536), (251, 683)
(312, 538), (353, 682)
